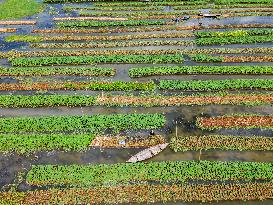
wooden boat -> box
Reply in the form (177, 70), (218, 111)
(198, 13), (221, 18)
(127, 143), (169, 163)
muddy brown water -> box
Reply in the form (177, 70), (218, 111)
(0, 2), (273, 204)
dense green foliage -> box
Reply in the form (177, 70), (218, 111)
(63, 81), (156, 91)
(5, 35), (43, 43)
(0, 133), (95, 155)
(11, 55), (184, 67)
(195, 29), (273, 38)
(128, 65), (273, 77)
(0, 95), (96, 108)
(57, 20), (166, 28)
(215, 0), (273, 4)
(0, 0), (43, 20)
(0, 114), (166, 133)
(196, 35), (273, 46)
(27, 160), (273, 186)
(159, 79), (273, 91)
(0, 66), (115, 76)
(190, 54), (223, 62)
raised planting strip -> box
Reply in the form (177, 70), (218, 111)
(30, 40), (193, 49)
(197, 114), (273, 130)
(93, 1), (210, 7)
(31, 24), (273, 34)
(1, 182), (272, 204)
(5, 48), (273, 60)
(170, 135), (273, 152)
(96, 93), (273, 107)
(0, 93), (272, 108)
(26, 160), (273, 186)
(10, 55), (184, 67)
(0, 81), (156, 91)
(79, 10), (199, 18)
(5, 33), (194, 42)
(45, 0), (209, 4)
(0, 114), (166, 133)
(129, 66), (273, 77)
(195, 35), (273, 46)
(191, 54), (273, 63)
(0, 133), (95, 155)
(195, 28), (273, 38)
(56, 20), (169, 28)
(158, 79), (273, 91)
(2, 49), (182, 59)
(0, 66), (115, 76)
(0, 28), (16, 33)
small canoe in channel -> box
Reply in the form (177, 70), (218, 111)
(127, 143), (169, 163)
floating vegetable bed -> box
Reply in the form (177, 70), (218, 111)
(197, 114), (273, 130)
(26, 160), (273, 186)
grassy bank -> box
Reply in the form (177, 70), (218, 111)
(0, 0), (43, 20)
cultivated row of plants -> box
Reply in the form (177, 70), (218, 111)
(30, 40), (193, 49)
(45, 0), (208, 3)
(222, 56), (273, 63)
(91, 135), (165, 148)
(0, 66), (115, 76)
(191, 54), (273, 63)
(3, 48), (273, 60)
(0, 95), (96, 107)
(3, 49), (181, 59)
(215, 0), (273, 4)
(5, 32), (194, 42)
(170, 135), (273, 152)
(195, 28), (273, 38)
(97, 93), (273, 107)
(0, 81), (155, 91)
(11, 55), (184, 67)
(1, 93), (272, 108)
(197, 114), (273, 130)
(184, 47), (273, 55)
(195, 35), (273, 46)
(0, 133), (95, 155)
(79, 10), (199, 17)
(0, 114), (165, 133)
(159, 79), (273, 91)
(56, 20), (168, 28)
(1, 182), (272, 204)
(128, 65), (273, 77)
(31, 23), (273, 34)
(26, 160), (273, 186)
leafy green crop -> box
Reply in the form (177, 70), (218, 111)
(0, 66), (115, 76)
(195, 29), (273, 38)
(190, 54), (223, 62)
(196, 35), (273, 46)
(0, 95), (96, 108)
(159, 79), (273, 91)
(27, 160), (273, 186)
(0, 114), (166, 133)
(0, 133), (95, 155)
(128, 65), (273, 77)
(11, 55), (184, 67)
(57, 20), (166, 28)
